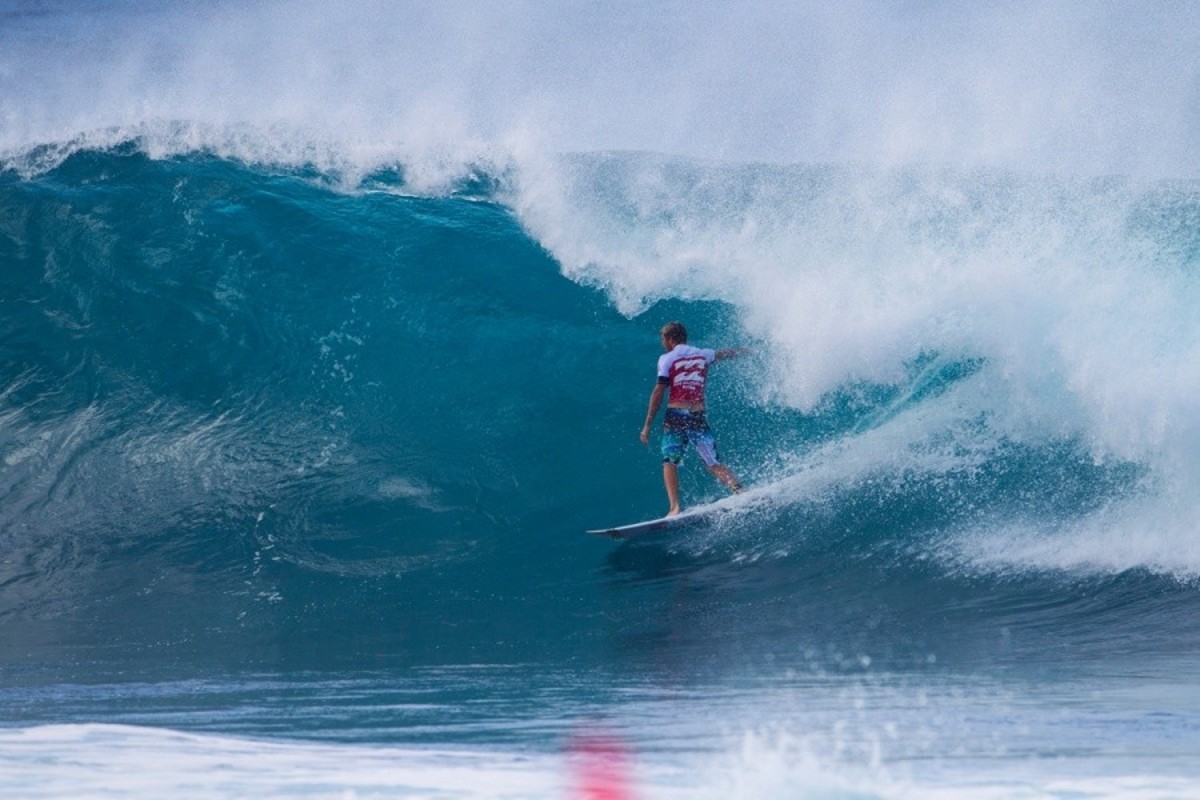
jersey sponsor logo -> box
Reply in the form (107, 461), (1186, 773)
(670, 356), (707, 384)
(669, 356), (708, 403)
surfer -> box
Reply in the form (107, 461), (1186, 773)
(640, 321), (744, 515)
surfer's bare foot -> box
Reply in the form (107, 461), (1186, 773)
(666, 506), (682, 517)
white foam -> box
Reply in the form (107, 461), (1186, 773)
(0, 723), (563, 799)
(4, 720), (1195, 800)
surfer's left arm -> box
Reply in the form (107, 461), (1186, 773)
(640, 382), (667, 444)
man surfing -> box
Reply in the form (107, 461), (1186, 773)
(639, 321), (744, 516)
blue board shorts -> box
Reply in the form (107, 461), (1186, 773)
(661, 409), (721, 467)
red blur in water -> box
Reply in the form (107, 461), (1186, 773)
(568, 732), (635, 800)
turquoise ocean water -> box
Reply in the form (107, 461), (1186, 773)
(3, 2), (1200, 797)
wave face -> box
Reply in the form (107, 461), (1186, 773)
(4, 147), (1200, 681)
(0, 150), (650, 671)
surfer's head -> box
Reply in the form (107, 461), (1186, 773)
(660, 321), (687, 348)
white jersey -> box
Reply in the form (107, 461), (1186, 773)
(656, 344), (716, 406)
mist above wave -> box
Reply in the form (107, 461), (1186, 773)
(2, 0), (1197, 179)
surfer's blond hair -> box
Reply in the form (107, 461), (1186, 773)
(661, 321), (688, 344)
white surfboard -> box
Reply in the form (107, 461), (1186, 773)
(586, 493), (741, 539)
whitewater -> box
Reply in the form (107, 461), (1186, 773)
(3, 1), (1200, 798)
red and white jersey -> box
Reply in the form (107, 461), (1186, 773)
(657, 344), (717, 407)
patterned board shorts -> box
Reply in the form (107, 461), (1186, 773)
(660, 408), (721, 467)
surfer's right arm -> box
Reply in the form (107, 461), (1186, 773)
(640, 382), (667, 444)
(714, 347), (750, 362)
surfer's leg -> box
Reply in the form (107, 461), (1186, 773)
(662, 462), (682, 515)
(707, 463), (743, 494)
(694, 431), (743, 494)
(660, 428), (686, 515)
